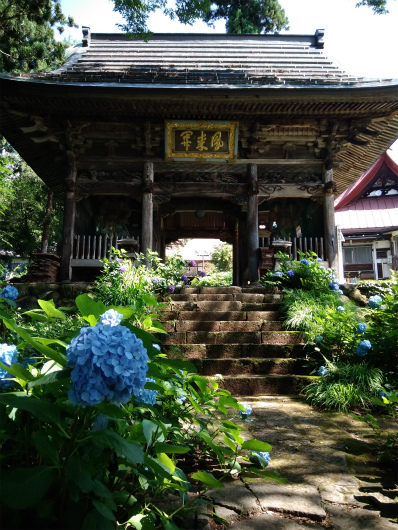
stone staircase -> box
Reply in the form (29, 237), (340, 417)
(159, 286), (312, 395)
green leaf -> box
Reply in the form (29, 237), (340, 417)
(32, 431), (60, 466)
(91, 430), (144, 464)
(0, 392), (61, 425)
(191, 471), (223, 490)
(153, 442), (189, 454)
(109, 305), (134, 320)
(2, 318), (67, 367)
(160, 516), (181, 530)
(27, 368), (71, 389)
(154, 357), (197, 374)
(143, 455), (172, 479)
(66, 454), (94, 493)
(125, 514), (155, 530)
(142, 418), (165, 445)
(95, 402), (126, 419)
(113, 490), (137, 507)
(92, 499), (116, 522)
(0, 466), (53, 509)
(241, 440), (273, 452)
(38, 299), (66, 320)
(0, 360), (35, 382)
(75, 293), (106, 320)
(157, 453), (175, 473)
(22, 310), (47, 321)
(246, 468), (288, 483)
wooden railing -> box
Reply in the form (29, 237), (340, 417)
(259, 236), (325, 261)
(71, 234), (139, 267)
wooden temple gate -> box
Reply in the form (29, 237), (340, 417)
(0, 31), (397, 285)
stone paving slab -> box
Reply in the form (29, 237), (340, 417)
(327, 505), (398, 530)
(208, 480), (261, 516)
(228, 513), (323, 529)
(246, 483), (327, 521)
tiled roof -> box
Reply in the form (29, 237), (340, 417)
(28, 31), (393, 88)
(335, 196), (398, 230)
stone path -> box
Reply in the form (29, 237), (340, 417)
(187, 396), (397, 530)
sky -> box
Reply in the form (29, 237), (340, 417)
(58, 0), (398, 79)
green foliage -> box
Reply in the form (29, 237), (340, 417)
(210, 243), (232, 272)
(0, 295), (276, 529)
(190, 270), (232, 287)
(0, 0), (77, 73)
(305, 361), (384, 412)
(357, 273), (396, 299)
(356, 0), (391, 15)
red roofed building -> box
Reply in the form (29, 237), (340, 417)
(335, 150), (398, 281)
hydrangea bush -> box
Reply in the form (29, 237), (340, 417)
(0, 296), (279, 529)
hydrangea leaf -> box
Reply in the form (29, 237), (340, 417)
(0, 392), (61, 425)
(22, 310), (48, 321)
(32, 431), (60, 466)
(156, 357), (197, 373)
(241, 440), (273, 452)
(75, 293), (106, 319)
(38, 299), (66, 320)
(154, 442), (189, 454)
(125, 514), (156, 530)
(160, 516), (181, 530)
(157, 453), (175, 474)
(0, 360), (35, 382)
(142, 419), (165, 445)
(0, 466), (53, 509)
(92, 499), (116, 522)
(191, 471), (223, 490)
(27, 368), (71, 389)
(109, 305), (134, 319)
(92, 430), (144, 464)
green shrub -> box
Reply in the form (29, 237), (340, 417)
(190, 270), (232, 287)
(305, 361), (384, 412)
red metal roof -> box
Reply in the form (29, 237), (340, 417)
(335, 150), (398, 210)
(335, 195), (398, 230)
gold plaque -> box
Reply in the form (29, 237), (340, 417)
(165, 121), (237, 160)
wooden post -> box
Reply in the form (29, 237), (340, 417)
(232, 220), (239, 286)
(141, 162), (154, 258)
(247, 164), (259, 284)
(59, 152), (77, 281)
(40, 189), (54, 253)
(323, 165), (338, 269)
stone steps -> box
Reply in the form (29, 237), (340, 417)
(160, 286), (307, 395)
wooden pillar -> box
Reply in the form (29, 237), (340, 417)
(141, 162), (154, 257)
(40, 189), (54, 253)
(59, 152), (77, 281)
(323, 165), (338, 270)
(232, 220), (239, 286)
(247, 164), (259, 284)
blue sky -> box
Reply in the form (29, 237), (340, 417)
(59, 0), (398, 78)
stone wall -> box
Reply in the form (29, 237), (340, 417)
(11, 282), (95, 310)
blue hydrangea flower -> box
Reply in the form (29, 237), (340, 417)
(67, 318), (149, 407)
(251, 451), (270, 463)
(177, 394), (187, 403)
(369, 295), (382, 309)
(287, 270), (295, 278)
(0, 285), (18, 301)
(199, 271), (206, 277)
(356, 339), (372, 357)
(239, 402), (252, 417)
(316, 257), (323, 262)
(356, 323), (367, 333)
(93, 414), (110, 431)
(168, 285), (175, 293)
(317, 366), (328, 376)
(273, 271), (283, 278)
(336, 306), (345, 312)
(153, 343), (161, 351)
(379, 390), (390, 401)
(181, 275), (189, 283)
(135, 377), (158, 406)
(189, 260), (197, 267)
(337, 289), (343, 295)
(0, 343), (18, 388)
(328, 282), (340, 291)
(315, 336), (323, 343)
(301, 259), (309, 266)
(100, 309), (123, 327)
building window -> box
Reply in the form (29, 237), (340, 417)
(343, 246), (372, 264)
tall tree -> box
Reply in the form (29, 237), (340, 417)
(0, 0), (76, 73)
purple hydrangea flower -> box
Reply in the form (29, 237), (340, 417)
(118, 265), (127, 273)
(168, 285), (175, 293)
(181, 275), (189, 283)
(199, 271), (206, 277)
(0, 285), (18, 301)
(317, 366), (328, 376)
(356, 322), (367, 333)
(301, 259), (309, 266)
(369, 295), (382, 309)
(67, 318), (149, 407)
(189, 260), (197, 267)
(238, 402), (252, 416)
(100, 309), (123, 327)
(0, 343), (18, 388)
(337, 306), (345, 312)
(152, 278), (159, 284)
(287, 270), (295, 278)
